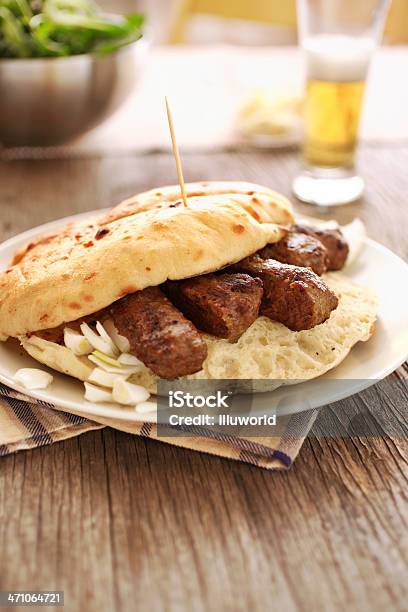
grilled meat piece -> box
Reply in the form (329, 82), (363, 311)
(293, 224), (349, 271)
(258, 231), (328, 275)
(165, 273), (263, 343)
(231, 255), (338, 331)
(110, 286), (207, 378)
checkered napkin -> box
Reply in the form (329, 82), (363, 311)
(0, 384), (318, 469)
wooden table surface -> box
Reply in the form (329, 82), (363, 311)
(0, 146), (407, 612)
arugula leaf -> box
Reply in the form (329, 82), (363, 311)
(0, 0), (144, 58)
(0, 5), (32, 57)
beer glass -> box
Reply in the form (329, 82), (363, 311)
(293, 0), (390, 206)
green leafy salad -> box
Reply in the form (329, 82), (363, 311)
(0, 0), (144, 58)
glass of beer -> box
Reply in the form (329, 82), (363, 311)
(293, 0), (390, 206)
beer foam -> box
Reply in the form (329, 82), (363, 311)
(304, 35), (375, 82)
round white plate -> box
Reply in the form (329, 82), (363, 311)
(0, 212), (407, 421)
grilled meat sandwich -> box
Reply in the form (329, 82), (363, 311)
(0, 182), (377, 391)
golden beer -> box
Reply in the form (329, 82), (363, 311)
(301, 35), (373, 169)
(294, 2), (390, 206)
(303, 79), (365, 168)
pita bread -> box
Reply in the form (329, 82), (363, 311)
(0, 182), (292, 339)
(21, 274), (378, 394)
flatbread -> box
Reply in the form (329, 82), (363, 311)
(21, 274), (378, 394)
(0, 182), (292, 339)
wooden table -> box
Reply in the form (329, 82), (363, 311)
(0, 147), (407, 612)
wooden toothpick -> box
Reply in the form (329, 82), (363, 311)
(165, 97), (188, 208)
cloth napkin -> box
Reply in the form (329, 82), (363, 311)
(0, 383), (317, 470)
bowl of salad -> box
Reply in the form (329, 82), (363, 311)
(0, 0), (146, 146)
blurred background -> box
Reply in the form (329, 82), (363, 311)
(1, 0), (407, 157)
(106, 0), (408, 45)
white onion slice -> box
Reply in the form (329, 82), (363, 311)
(80, 322), (118, 357)
(88, 354), (139, 375)
(84, 382), (113, 403)
(342, 219), (366, 266)
(88, 368), (129, 388)
(64, 328), (93, 356)
(14, 368), (53, 390)
(112, 379), (150, 406)
(96, 321), (115, 345)
(117, 353), (142, 366)
(135, 401), (156, 414)
(103, 319), (130, 353)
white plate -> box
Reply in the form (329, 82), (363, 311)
(0, 212), (407, 421)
